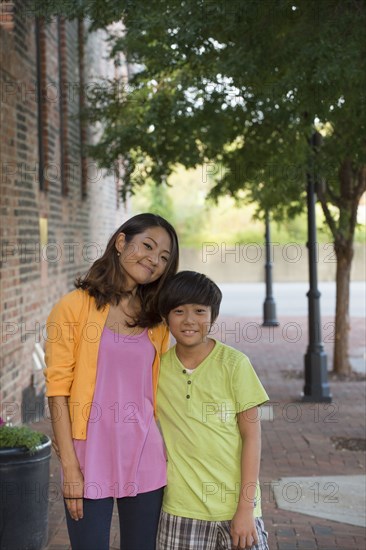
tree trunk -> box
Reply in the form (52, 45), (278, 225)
(319, 161), (365, 376)
(333, 241), (354, 375)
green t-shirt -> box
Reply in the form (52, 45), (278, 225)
(157, 339), (269, 521)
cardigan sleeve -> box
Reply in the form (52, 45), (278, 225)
(160, 323), (170, 354)
(44, 290), (85, 397)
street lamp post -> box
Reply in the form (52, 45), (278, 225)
(262, 211), (279, 327)
(302, 132), (332, 402)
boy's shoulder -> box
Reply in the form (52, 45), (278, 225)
(161, 340), (252, 368)
(161, 344), (176, 362)
(212, 339), (252, 367)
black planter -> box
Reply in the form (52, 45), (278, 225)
(0, 436), (51, 550)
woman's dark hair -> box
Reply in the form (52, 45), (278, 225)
(158, 271), (222, 324)
(75, 213), (179, 327)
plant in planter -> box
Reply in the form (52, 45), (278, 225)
(0, 417), (52, 550)
(0, 419), (45, 452)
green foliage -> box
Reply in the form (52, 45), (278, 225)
(36, 0), (365, 243)
(32, 0), (366, 374)
(132, 166), (366, 247)
(0, 425), (45, 453)
(134, 180), (175, 220)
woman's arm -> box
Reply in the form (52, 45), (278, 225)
(230, 406), (261, 549)
(49, 396), (84, 521)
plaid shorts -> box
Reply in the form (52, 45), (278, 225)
(157, 511), (269, 550)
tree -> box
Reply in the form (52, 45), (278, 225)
(36, 0), (366, 374)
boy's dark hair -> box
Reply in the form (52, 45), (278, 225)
(158, 271), (222, 324)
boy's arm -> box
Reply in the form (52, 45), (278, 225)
(230, 407), (261, 549)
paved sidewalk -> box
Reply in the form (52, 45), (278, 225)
(38, 315), (365, 550)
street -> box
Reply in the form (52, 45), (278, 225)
(218, 281), (366, 318)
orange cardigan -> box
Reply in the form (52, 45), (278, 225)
(44, 289), (169, 439)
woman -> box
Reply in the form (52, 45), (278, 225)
(44, 213), (179, 550)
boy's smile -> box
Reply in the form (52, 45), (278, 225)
(167, 303), (212, 349)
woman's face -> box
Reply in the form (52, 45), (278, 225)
(115, 227), (172, 289)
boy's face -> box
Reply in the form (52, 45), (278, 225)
(167, 303), (212, 348)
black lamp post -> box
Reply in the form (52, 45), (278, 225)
(302, 132), (332, 402)
(262, 211), (279, 327)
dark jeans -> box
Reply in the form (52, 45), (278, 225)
(65, 487), (164, 550)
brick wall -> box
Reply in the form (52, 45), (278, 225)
(0, 1), (128, 423)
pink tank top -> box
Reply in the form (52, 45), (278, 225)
(73, 326), (167, 499)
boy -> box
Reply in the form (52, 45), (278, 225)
(156, 271), (269, 550)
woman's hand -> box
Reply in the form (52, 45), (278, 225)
(230, 508), (259, 549)
(48, 396), (84, 521)
(52, 435), (84, 520)
(63, 464), (84, 521)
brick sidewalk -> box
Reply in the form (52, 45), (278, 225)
(39, 315), (365, 550)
